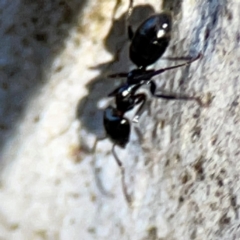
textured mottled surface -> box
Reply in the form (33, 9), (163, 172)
(1, 0), (240, 239)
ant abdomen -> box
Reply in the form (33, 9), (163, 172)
(129, 12), (172, 68)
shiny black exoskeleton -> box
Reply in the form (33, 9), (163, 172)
(129, 13), (172, 68)
(103, 106), (130, 148)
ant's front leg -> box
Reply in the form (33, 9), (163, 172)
(149, 81), (203, 106)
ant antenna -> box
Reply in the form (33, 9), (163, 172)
(92, 137), (114, 198)
(112, 144), (132, 204)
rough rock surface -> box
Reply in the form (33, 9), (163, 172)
(0, 0), (240, 239)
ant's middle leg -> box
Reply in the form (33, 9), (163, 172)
(150, 53), (202, 78)
(149, 81), (203, 106)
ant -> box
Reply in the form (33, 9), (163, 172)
(93, 0), (204, 204)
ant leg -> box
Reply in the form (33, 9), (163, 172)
(150, 81), (203, 106)
(92, 137), (114, 197)
(112, 144), (132, 204)
(132, 94), (147, 123)
(150, 53), (202, 78)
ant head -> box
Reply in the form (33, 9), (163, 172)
(103, 106), (130, 148)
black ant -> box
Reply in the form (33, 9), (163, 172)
(93, 0), (204, 204)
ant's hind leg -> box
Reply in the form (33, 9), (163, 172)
(112, 144), (132, 204)
(92, 137), (114, 198)
(150, 53), (202, 78)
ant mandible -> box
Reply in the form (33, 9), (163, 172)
(94, 0), (203, 204)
